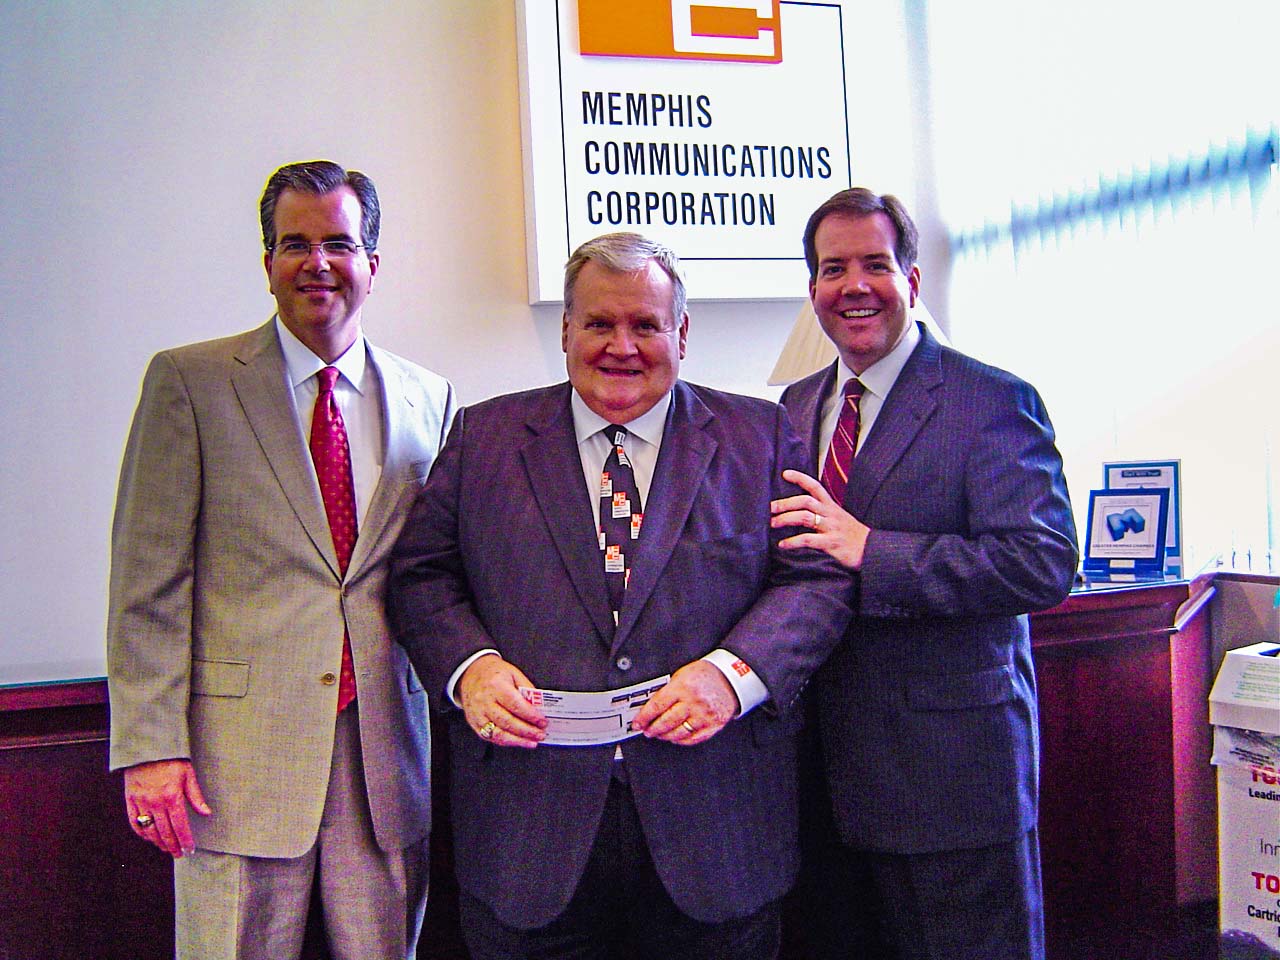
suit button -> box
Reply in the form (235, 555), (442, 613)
(616, 656), (632, 671)
(320, 672), (337, 685)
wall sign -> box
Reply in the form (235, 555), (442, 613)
(517, 0), (854, 302)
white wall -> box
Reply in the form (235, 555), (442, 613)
(0, 1), (920, 681)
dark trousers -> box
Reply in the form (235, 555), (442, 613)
(790, 714), (1043, 960)
(460, 772), (782, 960)
(794, 820), (1044, 960)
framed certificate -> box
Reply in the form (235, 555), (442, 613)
(1103, 460), (1182, 577)
(1083, 488), (1171, 581)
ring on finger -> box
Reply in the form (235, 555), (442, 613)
(681, 719), (696, 734)
(135, 813), (155, 829)
(478, 720), (497, 740)
(813, 512), (823, 529)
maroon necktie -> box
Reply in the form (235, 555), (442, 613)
(820, 378), (864, 505)
(310, 366), (358, 713)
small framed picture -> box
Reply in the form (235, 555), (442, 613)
(1083, 488), (1171, 581)
(1103, 459), (1182, 576)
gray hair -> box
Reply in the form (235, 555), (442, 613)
(563, 232), (688, 320)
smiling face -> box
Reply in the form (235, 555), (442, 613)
(264, 186), (379, 362)
(809, 211), (920, 374)
(562, 258), (688, 424)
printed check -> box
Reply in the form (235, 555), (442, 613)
(520, 675), (671, 746)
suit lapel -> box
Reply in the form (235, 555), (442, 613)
(845, 325), (942, 517)
(791, 362), (838, 470)
(614, 382), (716, 648)
(519, 386), (617, 645)
(347, 349), (410, 578)
(230, 321), (339, 577)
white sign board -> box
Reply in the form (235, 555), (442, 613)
(518, 0), (856, 302)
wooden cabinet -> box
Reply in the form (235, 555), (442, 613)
(1031, 578), (1215, 960)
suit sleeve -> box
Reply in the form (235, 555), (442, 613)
(387, 406), (498, 706)
(859, 378), (1078, 619)
(716, 404), (856, 713)
(106, 352), (200, 771)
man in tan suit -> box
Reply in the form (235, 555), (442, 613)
(107, 160), (454, 959)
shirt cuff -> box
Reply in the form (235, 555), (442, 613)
(446, 649), (500, 707)
(701, 649), (769, 717)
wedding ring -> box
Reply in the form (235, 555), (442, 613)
(681, 720), (696, 734)
(135, 813), (155, 829)
(812, 512), (823, 529)
(479, 721), (497, 740)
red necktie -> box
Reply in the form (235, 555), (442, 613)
(820, 378), (864, 505)
(310, 366), (358, 713)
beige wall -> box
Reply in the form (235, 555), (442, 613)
(0, 1), (922, 680)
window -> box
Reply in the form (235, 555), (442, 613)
(929, 1), (1279, 572)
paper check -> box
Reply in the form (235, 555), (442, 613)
(519, 675), (670, 746)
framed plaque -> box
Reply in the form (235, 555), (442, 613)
(1103, 459), (1182, 576)
(1083, 487), (1171, 581)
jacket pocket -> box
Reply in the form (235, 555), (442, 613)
(191, 658), (250, 698)
(906, 663), (1016, 712)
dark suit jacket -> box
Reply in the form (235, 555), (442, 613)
(781, 324), (1077, 855)
(388, 380), (853, 929)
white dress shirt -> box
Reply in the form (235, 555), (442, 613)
(276, 317), (383, 527)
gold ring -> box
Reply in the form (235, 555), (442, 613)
(681, 720), (696, 734)
(813, 512), (823, 529)
(135, 813), (155, 829)
(479, 721), (497, 740)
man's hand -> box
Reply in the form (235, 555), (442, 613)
(457, 654), (548, 749)
(123, 759), (211, 858)
(770, 469), (869, 570)
(631, 660), (738, 746)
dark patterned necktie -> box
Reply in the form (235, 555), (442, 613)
(820, 378), (864, 504)
(599, 425), (643, 614)
(310, 366), (358, 713)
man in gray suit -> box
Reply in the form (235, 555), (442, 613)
(107, 160), (454, 960)
(771, 188), (1078, 960)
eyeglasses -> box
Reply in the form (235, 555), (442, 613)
(272, 239), (366, 259)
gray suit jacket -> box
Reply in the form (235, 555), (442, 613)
(781, 324), (1078, 854)
(107, 319), (454, 858)
(388, 380), (854, 929)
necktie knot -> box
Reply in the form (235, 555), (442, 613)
(317, 366), (340, 394)
(843, 377), (864, 401)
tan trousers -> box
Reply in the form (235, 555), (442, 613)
(173, 705), (429, 960)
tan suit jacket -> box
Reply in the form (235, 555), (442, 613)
(108, 319), (454, 858)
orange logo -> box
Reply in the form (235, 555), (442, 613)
(579, 0), (782, 64)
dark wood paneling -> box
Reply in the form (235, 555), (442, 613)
(1030, 579), (1214, 960)
(0, 701), (174, 960)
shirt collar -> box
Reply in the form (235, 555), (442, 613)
(570, 388), (672, 449)
(836, 319), (920, 400)
(275, 316), (369, 395)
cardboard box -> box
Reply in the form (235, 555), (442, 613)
(1209, 642), (1280, 956)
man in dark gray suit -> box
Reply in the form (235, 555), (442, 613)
(770, 188), (1078, 960)
(388, 232), (853, 960)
